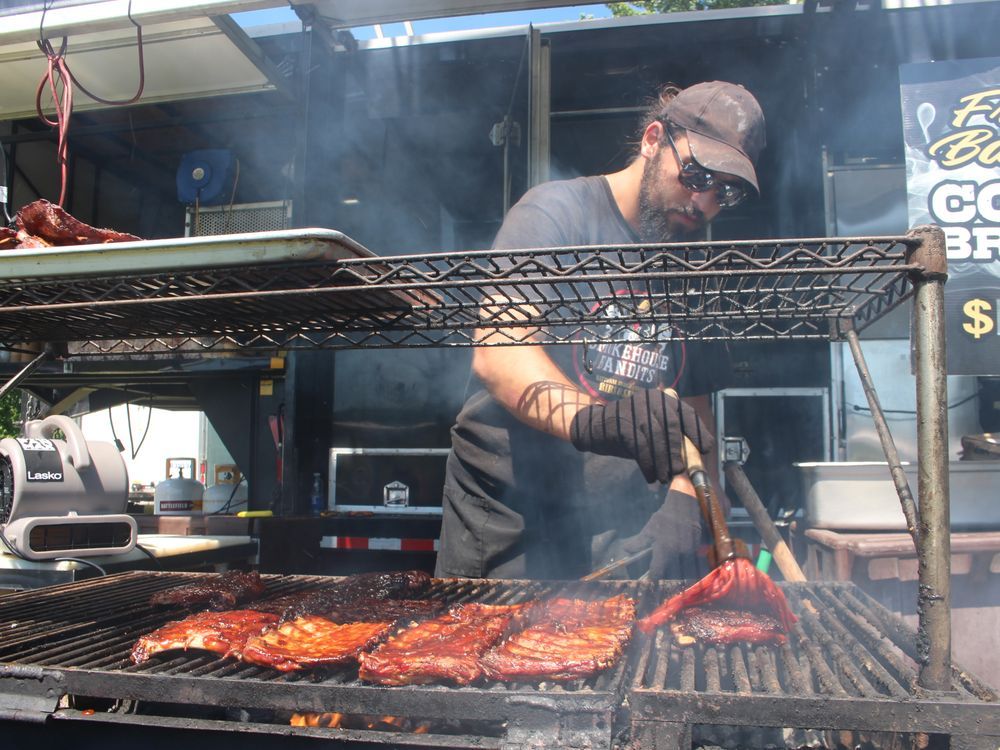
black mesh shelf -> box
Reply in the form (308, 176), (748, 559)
(0, 231), (924, 357)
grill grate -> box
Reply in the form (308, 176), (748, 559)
(2, 573), (997, 747)
(0, 572), (645, 747)
(629, 581), (999, 742)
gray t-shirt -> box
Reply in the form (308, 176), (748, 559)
(438, 176), (729, 579)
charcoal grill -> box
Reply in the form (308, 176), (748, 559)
(2, 572), (997, 749)
(0, 571), (646, 749)
(1, 226), (990, 745)
(628, 582), (1000, 748)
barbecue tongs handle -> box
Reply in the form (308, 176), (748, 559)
(664, 388), (750, 567)
(679, 436), (747, 565)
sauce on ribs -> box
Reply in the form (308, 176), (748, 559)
(479, 595), (636, 682)
(241, 616), (394, 672)
(669, 607), (787, 646)
(358, 603), (523, 686)
(131, 610), (278, 664)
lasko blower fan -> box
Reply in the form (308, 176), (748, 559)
(0, 415), (135, 560)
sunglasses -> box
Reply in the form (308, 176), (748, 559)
(663, 125), (749, 209)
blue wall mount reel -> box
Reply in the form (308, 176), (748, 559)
(176, 149), (233, 205)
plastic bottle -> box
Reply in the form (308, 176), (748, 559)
(309, 472), (325, 516)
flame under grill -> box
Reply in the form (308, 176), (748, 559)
(0, 572), (996, 748)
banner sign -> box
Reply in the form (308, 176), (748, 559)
(900, 57), (1000, 375)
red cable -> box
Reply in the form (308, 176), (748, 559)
(34, 4), (145, 208)
(68, 24), (145, 107)
(35, 37), (72, 207)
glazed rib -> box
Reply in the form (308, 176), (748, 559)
(15, 199), (141, 245)
(358, 603), (523, 686)
(241, 616), (393, 672)
(275, 570), (432, 621)
(478, 595), (635, 682)
(131, 610), (278, 664)
(669, 607), (787, 646)
(150, 570), (267, 610)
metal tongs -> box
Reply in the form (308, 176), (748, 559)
(581, 545), (653, 582)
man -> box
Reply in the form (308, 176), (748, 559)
(436, 81), (766, 580)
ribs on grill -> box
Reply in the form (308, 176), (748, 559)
(241, 616), (394, 672)
(275, 570), (431, 621)
(131, 610), (278, 664)
(479, 595), (635, 682)
(252, 594), (441, 624)
(13, 199), (141, 247)
(637, 559), (797, 635)
(149, 570), (267, 610)
(669, 607), (787, 646)
(358, 603), (523, 686)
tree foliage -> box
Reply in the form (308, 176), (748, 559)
(0, 391), (21, 439)
(607, 0), (782, 13)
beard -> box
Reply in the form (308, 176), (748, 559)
(637, 149), (705, 244)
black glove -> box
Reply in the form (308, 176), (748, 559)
(620, 489), (703, 580)
(569, 389), (714, 484)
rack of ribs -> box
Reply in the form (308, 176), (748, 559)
(240, 616), (394, 672)
(150, 570), (267, 611)
(14, 199), (141, 246)
(275, 570), (432, 621)
(131, 610), (279, 664)
(252, 595), (441, 624)
(478, 595), (636, 682)
(358, 603), (523, 686)
(669, 607), (787, 647)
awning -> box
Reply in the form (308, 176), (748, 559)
(0, 0), (590, 44)
(0, 12), (288, 120)
(0, 0), (595, 118)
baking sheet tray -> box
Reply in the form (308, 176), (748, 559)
(0, 229), (372, 282)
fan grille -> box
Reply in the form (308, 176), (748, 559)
(0, 453), (14, 525)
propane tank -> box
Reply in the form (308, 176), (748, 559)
(154, 457), (204, 515)
(203, 465), (247, 515)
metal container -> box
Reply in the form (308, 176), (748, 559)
(796, 461), (1000, 530)
(202, 481), (247, 515)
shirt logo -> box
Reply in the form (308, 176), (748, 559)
(573, 293), (685, 401)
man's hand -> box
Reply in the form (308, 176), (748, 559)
(620, 489), (702, 579)
(569, 388), (714, 484)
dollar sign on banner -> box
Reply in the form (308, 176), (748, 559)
(962, 298), (994, 339)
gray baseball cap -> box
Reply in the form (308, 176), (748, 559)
(660, 81), (766, 194)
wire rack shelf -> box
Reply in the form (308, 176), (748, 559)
(0, 232), (923, 357)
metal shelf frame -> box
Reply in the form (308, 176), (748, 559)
(0, 231), (923, 356)
(0, 225), (956, 693)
